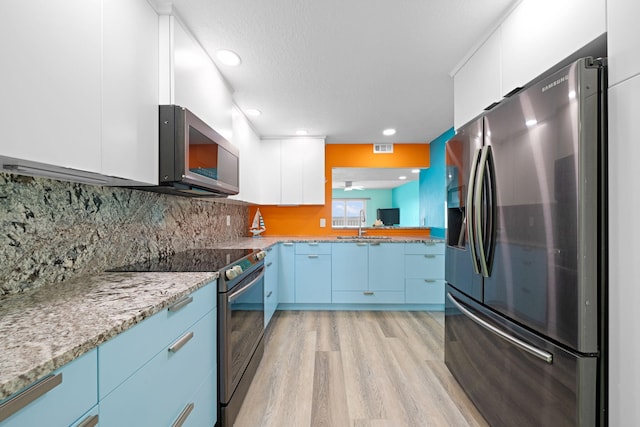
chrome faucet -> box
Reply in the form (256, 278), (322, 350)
(358, 209), (366, 237)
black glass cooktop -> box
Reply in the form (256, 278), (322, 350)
(109, 248), (257, 273)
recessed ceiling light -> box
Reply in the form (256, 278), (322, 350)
(245, 108), (261, 116)
(525, 119), (538, 127)
(398, 176), (407, 180)
(296, 129), (308, 136)
(411, 169), (420, 174)
(216, 49), (241, 66)
(383, 128), (396, 136)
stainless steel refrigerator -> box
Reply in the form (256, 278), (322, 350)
(444, 57), (607, 426)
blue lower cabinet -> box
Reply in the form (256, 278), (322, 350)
(0, 349), (97, 427)
(99, 309), (216, 426)
(295, 253), (331, 303)
(405, 279), (445, 304)
(332, 290), (405, 304)
(264, 245), (279, 327)
(279, 243), (295, 303)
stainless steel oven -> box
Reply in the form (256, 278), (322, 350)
(217, 251), (265, 427)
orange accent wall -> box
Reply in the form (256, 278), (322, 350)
(250, 143), (430, 236)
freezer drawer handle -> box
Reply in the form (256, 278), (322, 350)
(447, 293), (553, 364)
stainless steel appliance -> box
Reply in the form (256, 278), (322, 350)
(132, 105), (239, 197)
(445, 57), (607, 426)
(217, 249), (265, 427)
(109, 247), (266, 427)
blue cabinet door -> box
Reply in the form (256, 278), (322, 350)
(279, 243), (295, 303)
(264, 245), (279, 327)
(369, 243), (405, 292)
(331, 243), (368, 291)
(0, 349), (97, 427)
(295, 254), (331, 303)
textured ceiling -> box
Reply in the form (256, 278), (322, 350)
(166, 0), (518, 144)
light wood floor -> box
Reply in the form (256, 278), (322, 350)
(234, 310), (488, 427)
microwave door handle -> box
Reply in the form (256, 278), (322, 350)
(474, 146), (491, 278)
(467, 147), (482, 274)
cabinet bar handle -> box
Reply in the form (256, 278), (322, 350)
(0, 373), (62, 422)
(169, 331), (194, 353)
(308, 242), (319, 246)
(363, 291), (375, 296)
(171, 402), (195, 427)
(77, 414), (99, 427)
(282, 243), (294, 246)
(424, 279), (436, 283)
(168, 296), (193, 313)
(267, 262), (273, 267)
(266, 291), (273, 298)
(356, 243), (367, 246)
(424, 242), (436, 246)
(370, 242), (381, 246)
(424, 254), (436, 259)
(308, 255), (319, 258)
(266, 247), (273, 252)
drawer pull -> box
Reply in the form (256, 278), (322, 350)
(168, 296), (193, 313)
(282, 242), (294, 246)
(424, 241), (436, 246)
(363, 291), (375, 296)
(369, 242), (381, 246)
(266, 291), (273, 298)
(266, 247), (273, 252)
(0, 373), (62, 422)
(308, 255), (319, 259)
(267, 262), (273, 267)
(308, 242), (319, 246)
(77, 414), (99, 427)
(424, 254), (436, 259)
(356, 243), (367, 246)
(169, 331), (194, 353)
(171, 402), (195, 427)
(424, 279), (437, 283)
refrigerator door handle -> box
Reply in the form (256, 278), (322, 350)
(447, 292), (553, 364)
(466, 147), (482, 274)
(474, 145), (496, 278)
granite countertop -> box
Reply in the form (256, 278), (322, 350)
(0, 271), (218, 400)
(214, 235), (444, 250)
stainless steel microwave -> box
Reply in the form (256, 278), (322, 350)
(153, 105), (239, 197)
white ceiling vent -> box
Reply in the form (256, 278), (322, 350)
(373, 143), (394, 154)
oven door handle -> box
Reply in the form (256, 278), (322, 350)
(228, 267), (265, 303)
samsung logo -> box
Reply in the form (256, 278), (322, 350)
(542, 75), (569, 92)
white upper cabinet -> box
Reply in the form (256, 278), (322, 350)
(500, 0), (606, 93)
(0, 0), (102, 174)
(453, 0), (606, 128)
(259, 138), (325, 205)
(229, 107), (262, 203)
(453, 28), (502, 129)
(159, 15), (233, 141)
(0, 0), (159, 184)
(102, 0), (159, 184)
(607, 0), (640, 86)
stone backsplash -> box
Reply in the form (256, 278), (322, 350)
(0, 173), (248, 296)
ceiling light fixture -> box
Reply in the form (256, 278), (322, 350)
(295, 130), (308, 136)
(216, 49), (241, 66)
(245, 108), (261, 116)
(398, 176), (407, 180)
(411, 169), (420, 174)
(383, 128), (396, 136)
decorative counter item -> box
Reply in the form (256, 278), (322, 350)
(250, 209), (266, 237)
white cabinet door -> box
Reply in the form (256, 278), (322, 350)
(501, 0), (606, 93)
(607, 76), (640, 426)
(260, 139), (282, 204)
(170, 17), (233, 140)
(301, 138), (326, 204)
(230, 107), (262, 203)
(607, 0), (640, 86)
(102, 0), (159, 184)
(0, 0), (101, 173)
(454, 28), (502, 130)
(280, 139), (305, 205)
